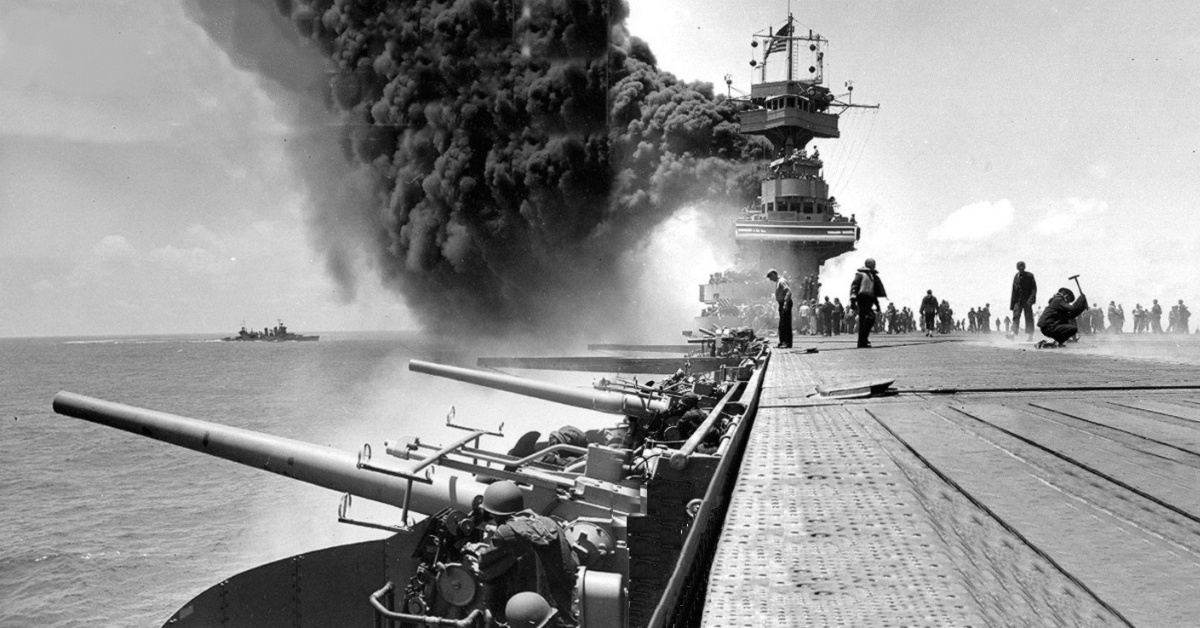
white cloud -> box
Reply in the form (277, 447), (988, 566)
(77, 234), (233, 284)
(929, 200), (1014, 241)
(1033, 197), (1107, 235)
(91, 235), (138, 263)
(67, 235), (140, 287)
(182, 224), (222, 246)
(148, 245), (232, 278)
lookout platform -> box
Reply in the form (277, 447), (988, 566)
(703, 334), (1200, 627)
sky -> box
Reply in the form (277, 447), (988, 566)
(2, 0), (1199, 338)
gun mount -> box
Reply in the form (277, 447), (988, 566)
(50, 344), (767, 628)
(409, 359), (671, 418)
(52, 391), (491, 512)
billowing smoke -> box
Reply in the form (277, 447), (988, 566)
(186, 0), (769, 338)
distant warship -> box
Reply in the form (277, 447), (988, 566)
(222, 320), (319, 342)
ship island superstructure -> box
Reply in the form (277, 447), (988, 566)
(697, 14), (875, 331)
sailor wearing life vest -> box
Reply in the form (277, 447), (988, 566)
(849, 259), (887, 349)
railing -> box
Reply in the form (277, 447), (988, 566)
(669, 379), (745, 470)
(645, 354), (769, 628)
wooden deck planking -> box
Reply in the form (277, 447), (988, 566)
(703, 335), (1200, 628)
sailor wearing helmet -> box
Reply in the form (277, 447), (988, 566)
(477, 481), (579, 626)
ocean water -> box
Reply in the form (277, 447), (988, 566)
(0, 332), (607, 628)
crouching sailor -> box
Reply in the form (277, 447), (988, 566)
(1037, 287), (1089, 348)
(477, 481), (579, 627)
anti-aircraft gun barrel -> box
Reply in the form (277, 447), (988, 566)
(52, 391), (487, 514)
(408, 359), (671, 418)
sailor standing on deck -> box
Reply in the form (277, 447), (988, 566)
(1010, 261), (1037, 341)
(920, 290), (938, 337)
(1108, 302), (1122, 334)
(819, 297), (834, 336)
(850, 259), (887, 348)
(766, 269), (793, 349)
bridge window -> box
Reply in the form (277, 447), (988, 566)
(803, 202), (815, 214)
(767, 202), (775, 212)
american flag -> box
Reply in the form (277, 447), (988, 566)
(764, 22), (793, 60)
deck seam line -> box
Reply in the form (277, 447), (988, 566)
(947, 404), (1200, 527)
(863, 406), (1138, 628)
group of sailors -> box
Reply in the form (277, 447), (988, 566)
(964, 305), (995, 333)
(797, 298), (847, 335)
(887, 297), (1192, 336)
(797, 274), (821, 302)
(705, 269), (758, 285)
(989, 299), (1192, 336)
(917, 298), (1194, 336)
(714, 296), (925, 336)
(1053, 299), (1192, 335)
(766, 147), (822, 179)
(707, 291), (1193, 339)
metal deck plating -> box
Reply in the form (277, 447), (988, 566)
(704, 335), (1200, 627)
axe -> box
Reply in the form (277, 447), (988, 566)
(1068, 274), (1083, 297)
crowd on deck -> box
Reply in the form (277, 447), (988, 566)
(700, 269), (1194, 339)
(909, 299), (1193, 336)
(705, 269), (759, 285)
(702, 296), (1193, 339)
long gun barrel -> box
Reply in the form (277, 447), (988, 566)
(409, 359), (670, 418)
(52, 391), (486, 514)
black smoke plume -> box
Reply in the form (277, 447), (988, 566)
(186, 0), (768, 337)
